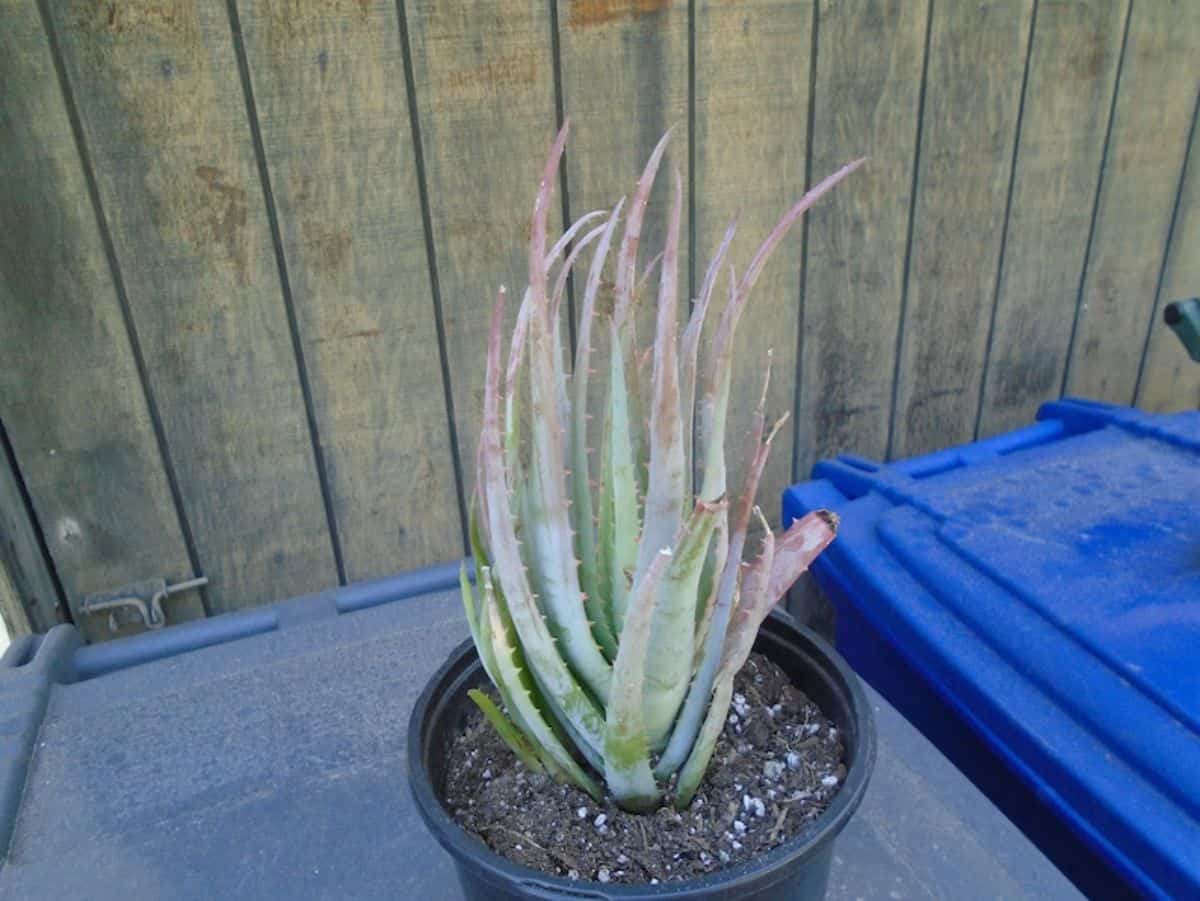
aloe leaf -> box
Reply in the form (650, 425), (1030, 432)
(634, 168), (686, 585)
(482, 573), (602, 801)
(636, 250), (664, 294)
(696, 158), (865, 507)
(681, 219), (736, 491)
(672, 514), (776, 807)
(605, 548), (672, 812)
(479, 285), (607, 763)
(523, 124), (614, 706)
(657, 366), (783, 779)
(673, 669), (732, 809)
(693, 515), (727, 636)
(764, 509), (839, 607)
(613, 130), (671, 331)
(574, 201), (625, 659)
(504, 292), (532, 508)
(460, 561), (478, 634)
(697, 266), (738, 504)
(549, 222), (608, 447)
(547, 209), (607, 269)
(550, 221), (608, 326)
(717, 507), (776, 679)
(479, 564), (593, 773)
(605, 322), (640, 636)
(642, 496), (725, 750)
(739, 158), (865, 298)
(468, 689), (546, 774)
(470, 508), (552, 748)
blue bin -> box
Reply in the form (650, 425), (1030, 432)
(782, 398), (1200, 901)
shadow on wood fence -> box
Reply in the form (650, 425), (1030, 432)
(1, 0), (1197, 640)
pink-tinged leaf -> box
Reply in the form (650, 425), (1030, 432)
(613, 129), (672, 330)
(656, 362), (781, 778)
(504, 291), (532, 489)
(523, 127), (613, 704)
(697, 160), (863, 504)
(696, 264), (738, 503)
(550, 221), (609, 326)
(529, 121), (571, 289)
(635, 167), (686, 583)
(681, 219), (736, 480)
(574, 200), (625, 658)
(719, 507), (776, 679)
(549, 222), (607, 434)
(478, 285), (607, 761)
(740, 158), (865, 297)
(636, 251), (665, 295)
(766, 509), (838, 605)
(547, 209), (607, 269)
(673, 511), (777, 808)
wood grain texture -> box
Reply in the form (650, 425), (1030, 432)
(1137, 103), (1200, 413)
(0, 547), (35, 640)
(0, 439), (58, 636)
(891, 0), (1033, 458)
(404, 0), (562, 492)
(237, 0), (464, 578)
(0, 0), (199, 640)
(556, 0), (690, 341)
(794, 0), (927, 479)
(693, 0), (814, 525)
(48, 0), (337, 614)
(978, 0), (1127, 437)
(1066, 2), (1200, 404)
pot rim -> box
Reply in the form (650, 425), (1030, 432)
(407, 613), (876, 897)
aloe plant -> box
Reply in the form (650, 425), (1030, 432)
(462, 123), (862, 812)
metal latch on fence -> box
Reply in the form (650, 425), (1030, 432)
(79, 576), (208, 633)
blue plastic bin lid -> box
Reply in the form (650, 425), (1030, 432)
(782, 399), (1200, 900)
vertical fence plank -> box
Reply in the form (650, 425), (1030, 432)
(403, 0), (562, 490)
(48, 1), (337, 613)
(1, 0), (198, 639)
(0, 434), (60, 635)
(556, 0), (690, 343)
(0, 552), (36, 640)
(236, 0), (464, 577)
(694, 0), (814, 525)
(1137, 102), (1200, 412)
(891, 0), (1033, 459)
(978, 0), (1127, 437)
(794, 0), (928, 479)
(1065, 3), (1200, 403)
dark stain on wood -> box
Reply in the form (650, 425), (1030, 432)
(301, 220), (353, 276)
(568, 0), (671, 29)
(445, 51), (538, 96)
(193, 165), (250, 285)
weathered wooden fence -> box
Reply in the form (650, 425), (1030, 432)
(2, 0), (1198, 641)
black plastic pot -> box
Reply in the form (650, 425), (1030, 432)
(408, 612), (875, 900)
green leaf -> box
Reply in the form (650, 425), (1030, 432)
(482, 572), (601, 801)
(468, 689), (545, 774)
(642, 497), (725, 751)
(605, 324), (639, 636)
(573, 201), (624, 660)
(478, 286), (608, 765)
(604, 548), (672, 812)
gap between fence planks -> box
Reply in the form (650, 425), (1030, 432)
(47, 0), (338, 615)
(1066, 2), (1200, 405)
(236, 0), (465, 579)
(0, 0), (199, 640)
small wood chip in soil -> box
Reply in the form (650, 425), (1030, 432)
(441, 652), (846, 885)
